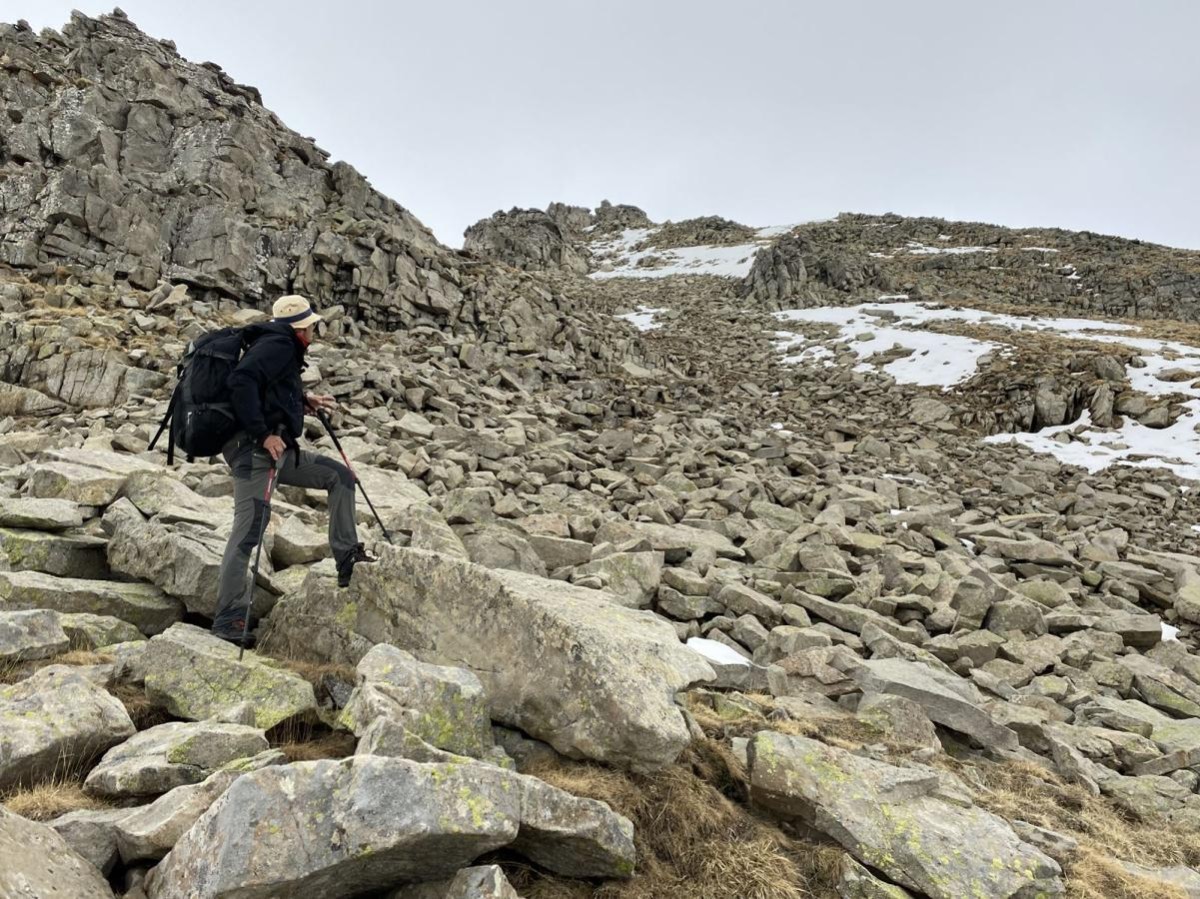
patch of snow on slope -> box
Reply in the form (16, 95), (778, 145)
(901, 241), (999, 256)
(591, 242), (762, 280)
(775, 298), (1200, 481)
(774, 306), (1001, 389)
(615, 307), (666, 332)
(686, 637), (750, 667)
(588, 226), (765, 281)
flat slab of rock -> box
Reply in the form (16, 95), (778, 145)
(262, 547), (713, 771)
(0, 569), (182, 635)
(748, 731), (1062, 898)
(0, 496), (83, 530)
(139, 623), (317, 729)
(147, 756), (634, 898)
(85, 720), (268, 799)
(0, 527), (110, 578)
(852, 657), (1020, 751)
(25, 449), (157, 506)
(0, 665), (135, 791)
(60, 612), (146, 649)
(0, 807), (116, 898)
(0, 608), (69, 662)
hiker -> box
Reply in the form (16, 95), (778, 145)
(210, 295), (375, 644)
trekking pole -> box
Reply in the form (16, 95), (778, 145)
(315, 409), (393, 544)
(238, 462), (279, 661)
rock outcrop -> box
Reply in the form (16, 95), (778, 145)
(263, 547), (713, 771)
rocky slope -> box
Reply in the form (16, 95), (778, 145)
(6, 9), (1200, 899)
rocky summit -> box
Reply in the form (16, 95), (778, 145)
(4, 8), (1200, 899)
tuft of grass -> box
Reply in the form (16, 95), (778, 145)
(1, 649), (116, 685)
(509, 741), (828, 899)
(272, 656), (358, 687)
(1065, 852), (1189, 899)
(1, 777), (110, 822)
(931, 754), (1200, 897)
(686, 691), (892, 751)
(108, 681), (173, 731)
(0, 745), (114, 822)
(266, 715), (357, 763)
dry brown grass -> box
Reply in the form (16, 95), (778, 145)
(276, 730), (357, 763)
(933, 756), (1199, 898)
(0, 777), (110, 822)
(266, 714), (357, 763)
(1, 650), (115, 685)
(272, 656), (358, 689)
(108, 680), (173, 731)
(685, 691), (1195, 897)
(507, 741), (837, 899)
(687, 691), (896, 752)
(0, 741), (116, 823)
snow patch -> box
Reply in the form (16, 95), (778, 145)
(615, 306), (666, 332)
(774, 298), (1200, 482)
(774, 305), (1001, 390)
(686, 637), (750, 667)
(901, 241), (999, 256)
(588, 226), (764, 280)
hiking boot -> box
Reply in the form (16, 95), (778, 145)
(337, 543), (376, 588)
(212, 619), (256, 648)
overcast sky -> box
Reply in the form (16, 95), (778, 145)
(7, 1), (1200, 249)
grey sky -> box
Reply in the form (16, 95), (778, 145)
(7, 1), (1200, 249)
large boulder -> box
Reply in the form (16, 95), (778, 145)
(0, 807), (116, 899)
(262, 548), (714, 771)
(0, 496), (84, 529)
(116, 751), (286, 863)
(0, 527), (110, 578)
(342, 644), (495, 759)
(138, 623), (317, 729)
(851, 657), (1020, 751)
(574, 551), (664, 608)
(748, 732), (1062, 898)
(0, 666), (135, 791)
(104, 507), (271, 619)
(84, 720), (269, 799)
(146, 756), (634, 898)
(0, 608), (69, 662)
(23, 448), (158, 506)
(0, 569), (182, 634)
(594, 519), (743, 562)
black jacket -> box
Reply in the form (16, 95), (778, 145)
(228, 321), (306, 444)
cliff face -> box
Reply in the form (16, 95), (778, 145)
(0, 11), (461, 326)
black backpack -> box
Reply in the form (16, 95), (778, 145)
(149, 327), (249, 463)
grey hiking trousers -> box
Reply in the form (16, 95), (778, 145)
(212, 436), (358, 634)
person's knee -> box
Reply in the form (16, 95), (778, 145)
(235, 499), (270, 554)
(314, 456), (355, 492)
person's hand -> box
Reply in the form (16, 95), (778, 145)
(262, 434), (286, 462)
(304, 393), (337, 414)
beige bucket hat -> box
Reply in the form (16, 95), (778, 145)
(271, 294), (322, 329)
